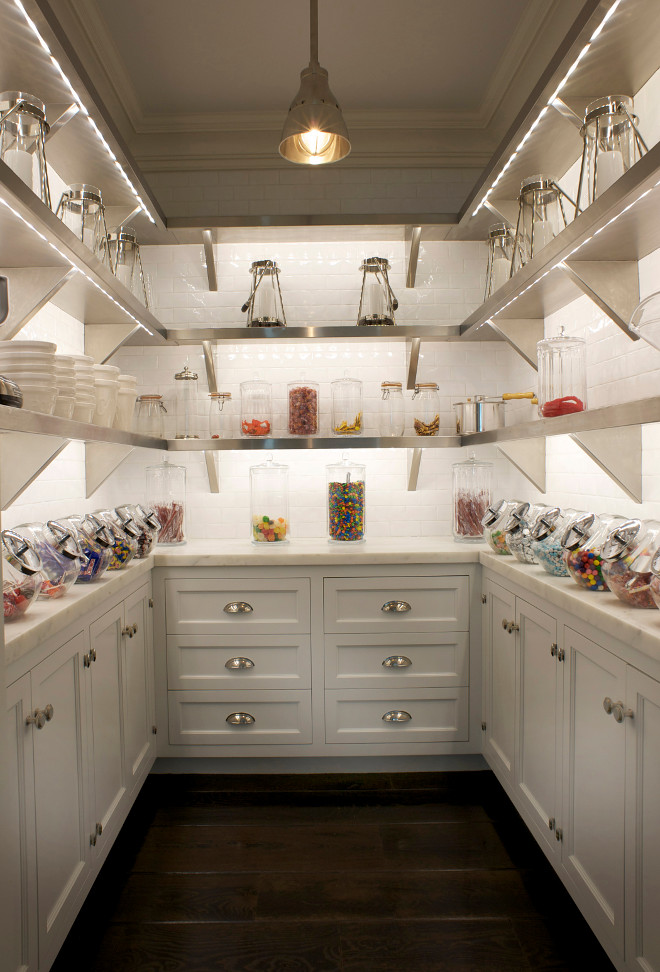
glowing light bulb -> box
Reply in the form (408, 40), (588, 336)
(298, 128), (333, 159)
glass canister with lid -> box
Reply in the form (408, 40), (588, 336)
(412, 383), (440, 436)
(209, 392), (233, 438)
(288, 381), (319, 435)
(481, 499), (522, 555)
(240, 378), (272, 437)
(452, 455), (492, 543)
(94, 510), (139, 569)
(561, 512), (623, 591)
(600, 519), (660, 609)
(378, 381), (405, 437)
(12, 521), (82, 598)
(56, 514), (113, 582)
(2, 529), (43, 620)
(115, 505), (154, 559)
(537, 326), (587, 418)
(331, 376), (362, 436)
(503, 502), (547, 564)
(357, 257), (398, 326)
(0, 91), (51, 206)
(327, 456), (366, 543)
(136, 395), (167, 438)
(250, 456), (290, 543)
(147, 457), (186, 544)
(530, 507), (580, 577)
(174, 365), (200, 439)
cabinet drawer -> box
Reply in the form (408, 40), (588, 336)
(167, 635), (311, 690)
(168, 691), (312, 745)
(323, 576), (469, 633)
(325, 633), (468, 688)
(165, 578), (310, 634)
(325, 688), (469, 744)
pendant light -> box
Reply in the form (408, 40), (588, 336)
(279, 0), (350, 165)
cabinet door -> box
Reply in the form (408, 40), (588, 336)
(515, 599), (560, 858)
(5, 675), (37, 972)
(625, 667), (660, 972)
(483, 580), (516, 785)
(31, 632), (91, 971)
(562, 626), (626, 958)
(123, 585), (156, 789)
(88, 605), (127, 852)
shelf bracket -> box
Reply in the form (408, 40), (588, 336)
(202, 339), (220, 491)
(487, 318), (543, 369)
(0, 267), (76, 341)
(85, 323), (151, 363)
(570, 426), (642, 503)
(85, 441), (135, 497)
(560, 261), (640, 340)
(1, 432), (68, 508)
(406, 337), (421, 390)
(550, 97), (584, 131)
(407, 448), (422, 491)
(484, 198), (519, 229)
(405, 226), (422, 288)
(202, 230), (218, 291)
(497, 438), (546, 492)
(44, 103), (79, 141)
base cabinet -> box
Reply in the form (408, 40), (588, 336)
(483, 580), (516, 783)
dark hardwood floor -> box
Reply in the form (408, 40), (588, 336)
(51, 771), (615, 971)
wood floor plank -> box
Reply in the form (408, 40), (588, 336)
(379, 820), (516, 869)
(112, 873), (259, 923)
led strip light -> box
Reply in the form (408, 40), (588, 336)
(471, 0), (624, 217)
(13, 0), (157, 224)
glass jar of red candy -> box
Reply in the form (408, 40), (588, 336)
(452, 455), (492, 543)
(240, 378), (272, 437)
(287, 381), (319, 435)
(147, 457), (186, 545)
(2, 529), (43, 620)
(537, 327), (587, 418)
(561, 512), (623, 591)
(601, 519), (660, 609)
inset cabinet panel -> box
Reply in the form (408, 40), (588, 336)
(168, 690), (312, 745)
(165, 578), (310, 634)
(325, 688), (469, 744)
(167, 634), (311, 690)
(324, 576), (469, 633)
(123, 586), (155, 786)
(483, 580), (516, 783)
(324, 632), (468, 688)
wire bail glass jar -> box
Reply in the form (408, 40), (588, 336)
(174, 364), (200, 439)
(55, 184), (109, 262)
(412, 383), (440, 436)
(379, 381), (405, 437)
(147, 457), (186, 544)
(136, 395), (167, 438)
(250, 456), (290, 543)
(240, 379), (272, 436)
(287, 381), (319, 435)
(0, 91), (51, 206)
(512, 175), (575, 272)
(209, 392), (233, 438)
(452, 455), (492, 543)
(576, 96), (647, 213)
(105, 226), (149, 306)
(537, 326), (587, 417)
(331, 375), (362, 435)
(357, 257), (398, 326)
(327, 456), (366, 543)
(242, 260), (286, 327)
(484, 223), (515, 299)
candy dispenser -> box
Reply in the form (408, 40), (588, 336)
(241, 379), (272, 436)
(357, 257), (398, 326)
(511, 175), (575, 273)
(55, 185), (109, 262)
(105, 227), (148, 306)
(600, 519), (660, 609)
(530, 507), (581, 577)
(241, 260), (286, 327)
(209, 392), (233, 438)
(452, 456), (492, 543)
(2, 529), (43, 620)
(55, 514), (113, 583)
(147, 457), (186, 544)
(115, 505), (154, 559)
(94, 510), (139, 570)
(503, 502), (547, 563)
(174, 365), (200, 439)
(561, 512), (623, 591)
(481, 499), (522, 555)
(331, 375), (362, 435)
(250, 456), (290, 543)
(378, 381), (405, 437)
(136, 394), (167, 438)
(537, 327), (587, 417)
(12, 521), (82, 598)
(288, 381), (319, 435)
(484, 224), (515, 300)
(327, 456), (366, 543)
(576, 96), (647, 213)
(0, 91), (51, 206)
(412, 383), (440, 436)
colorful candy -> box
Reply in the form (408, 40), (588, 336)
(75, 541), (110, 582)
(535, 536), (569, 576)
(328, 481), (365, 542)
(288, 385), (318, 435)
(242, 418), (271, 436)
(485, 529), (510, 555)
(252, 514), (288, 543)
(454, 489), (489, 540)
(602, 556), (657, 609)
(155, 502), (185, 544)
(565, 548), (609, 591)
(3, 584), (32, 619)
(107, 536), (135, 570)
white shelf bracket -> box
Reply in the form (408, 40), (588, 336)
(202, 230), (218, 291)
(497, 437), (546, 492)
(0, 267), (76, 341)
(407, 448), (422, 491)
(85, 441), (134, 497)
(406, 337), (421, 390)
(202, 339), (220, 491)
(1, 432), (68, 508)
(484, 198), (519, 229)
(405, 225), (422, 288)
(570, 426), (642, 502)
(560, 261), (640, 340)
(488, 318), (543, 369)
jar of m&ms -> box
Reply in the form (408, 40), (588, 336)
(94, 510), (139, 569)
(11, 521), (82, 598)
(2, 530), (43, 620)
(327, 456), (366, 543)
(481, 499), (521, 555)
(240, 379), (272, 437)
(288, 382), (319, 435)
(600, 519), (660, 609)
(530, 507), (581, 577)
(561, 512), (622, 591)
(503, 502), (547, 564)
(250, 456), (289, 543)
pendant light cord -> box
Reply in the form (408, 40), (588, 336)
(310, 0), (319, 65)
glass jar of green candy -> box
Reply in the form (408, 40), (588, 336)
(327, 456), (366, 543)
(481, 498), (521, 555)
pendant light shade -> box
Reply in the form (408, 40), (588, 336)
(279, 0), (350, 165)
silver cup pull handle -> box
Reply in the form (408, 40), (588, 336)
(382, 710), (412, 723)
(224, 601), (253, 614)
(225, 657), (255, 670)
(382, 600), (411, 613)
(226, 711), (255, 725)
(382, 655), (413, 668)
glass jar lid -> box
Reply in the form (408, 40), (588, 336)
(107, 227), (137, 245)
(453, 454), (494, 471)
(138, 394), (163, 401)
(520, 174), (555, 193)
(381, 381), (402, 388)
(136, 505), (161, 530)
(488, 222), (513, 239)
(251, 455), (288, 472)
(61, 183), (103, 206)
(1, 529), (43, 575)
(81, 513), (114, 548)
(601, 518), (643, 561)
(175, 365), (198, 381)
(531, 507), (564, 541)
(481, 498), (509, 528)
(360, 256), (390, 272)
(46, 519), (84, 560)
(503, 501), (532, 536)
(561, 512), (597, 550)
(110, 509), (142, 539)
(209, 392), (232, 399)
(250, 259), (279, 273)
(537, 325), (586, 353)
(583, 95), (636, 129)
(0, 91), (48, 127)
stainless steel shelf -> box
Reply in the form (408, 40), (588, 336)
(0, 404), (165, 449)
(167, 435), (461, 451)
(167, 324), (462, 344)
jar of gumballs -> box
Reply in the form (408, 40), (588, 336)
(452, 455), (492, 543)
(530, 507), (581, 576)
(600, 519), (660, 609)
(481, 499), (521, 555)
(503, 502), (548, 563)
(537, 327), (587, 418)
(327, 456), (366, 543)
(250, 455), (289, 543)
(561, 512), (623, 591)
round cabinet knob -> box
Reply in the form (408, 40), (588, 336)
(224, 601), (253, 615)
(225, 657), (255, 670)
(382, 600), (412, 613)
(612, 702), (634, 724)
(382, 710), (412, 723)
(43, 703), (54, 722)
(502, 619), (509, 630)
(90, 648), (97, 663)
(26, 709), (46, 729)
(603, 697), (614, 715)
(382, 655), (413, 668)
(226, 712), (255, 725)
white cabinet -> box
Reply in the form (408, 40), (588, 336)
(482, 579), (516, 783)
(122, 586), (156, 788)
(324, 575), (469, 633)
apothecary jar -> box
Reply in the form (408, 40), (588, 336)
(250, 456), (289, 543)
(331, 376), (362, 435)
(537, 326), (587, 418)
(378, 381), (405, 437)
(240, 379), (272, 437)
(209, 392), (233, 438)
(147, 457), (186, 545)
(452, 456), (492, 543)
(327, 456), (366, 543)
